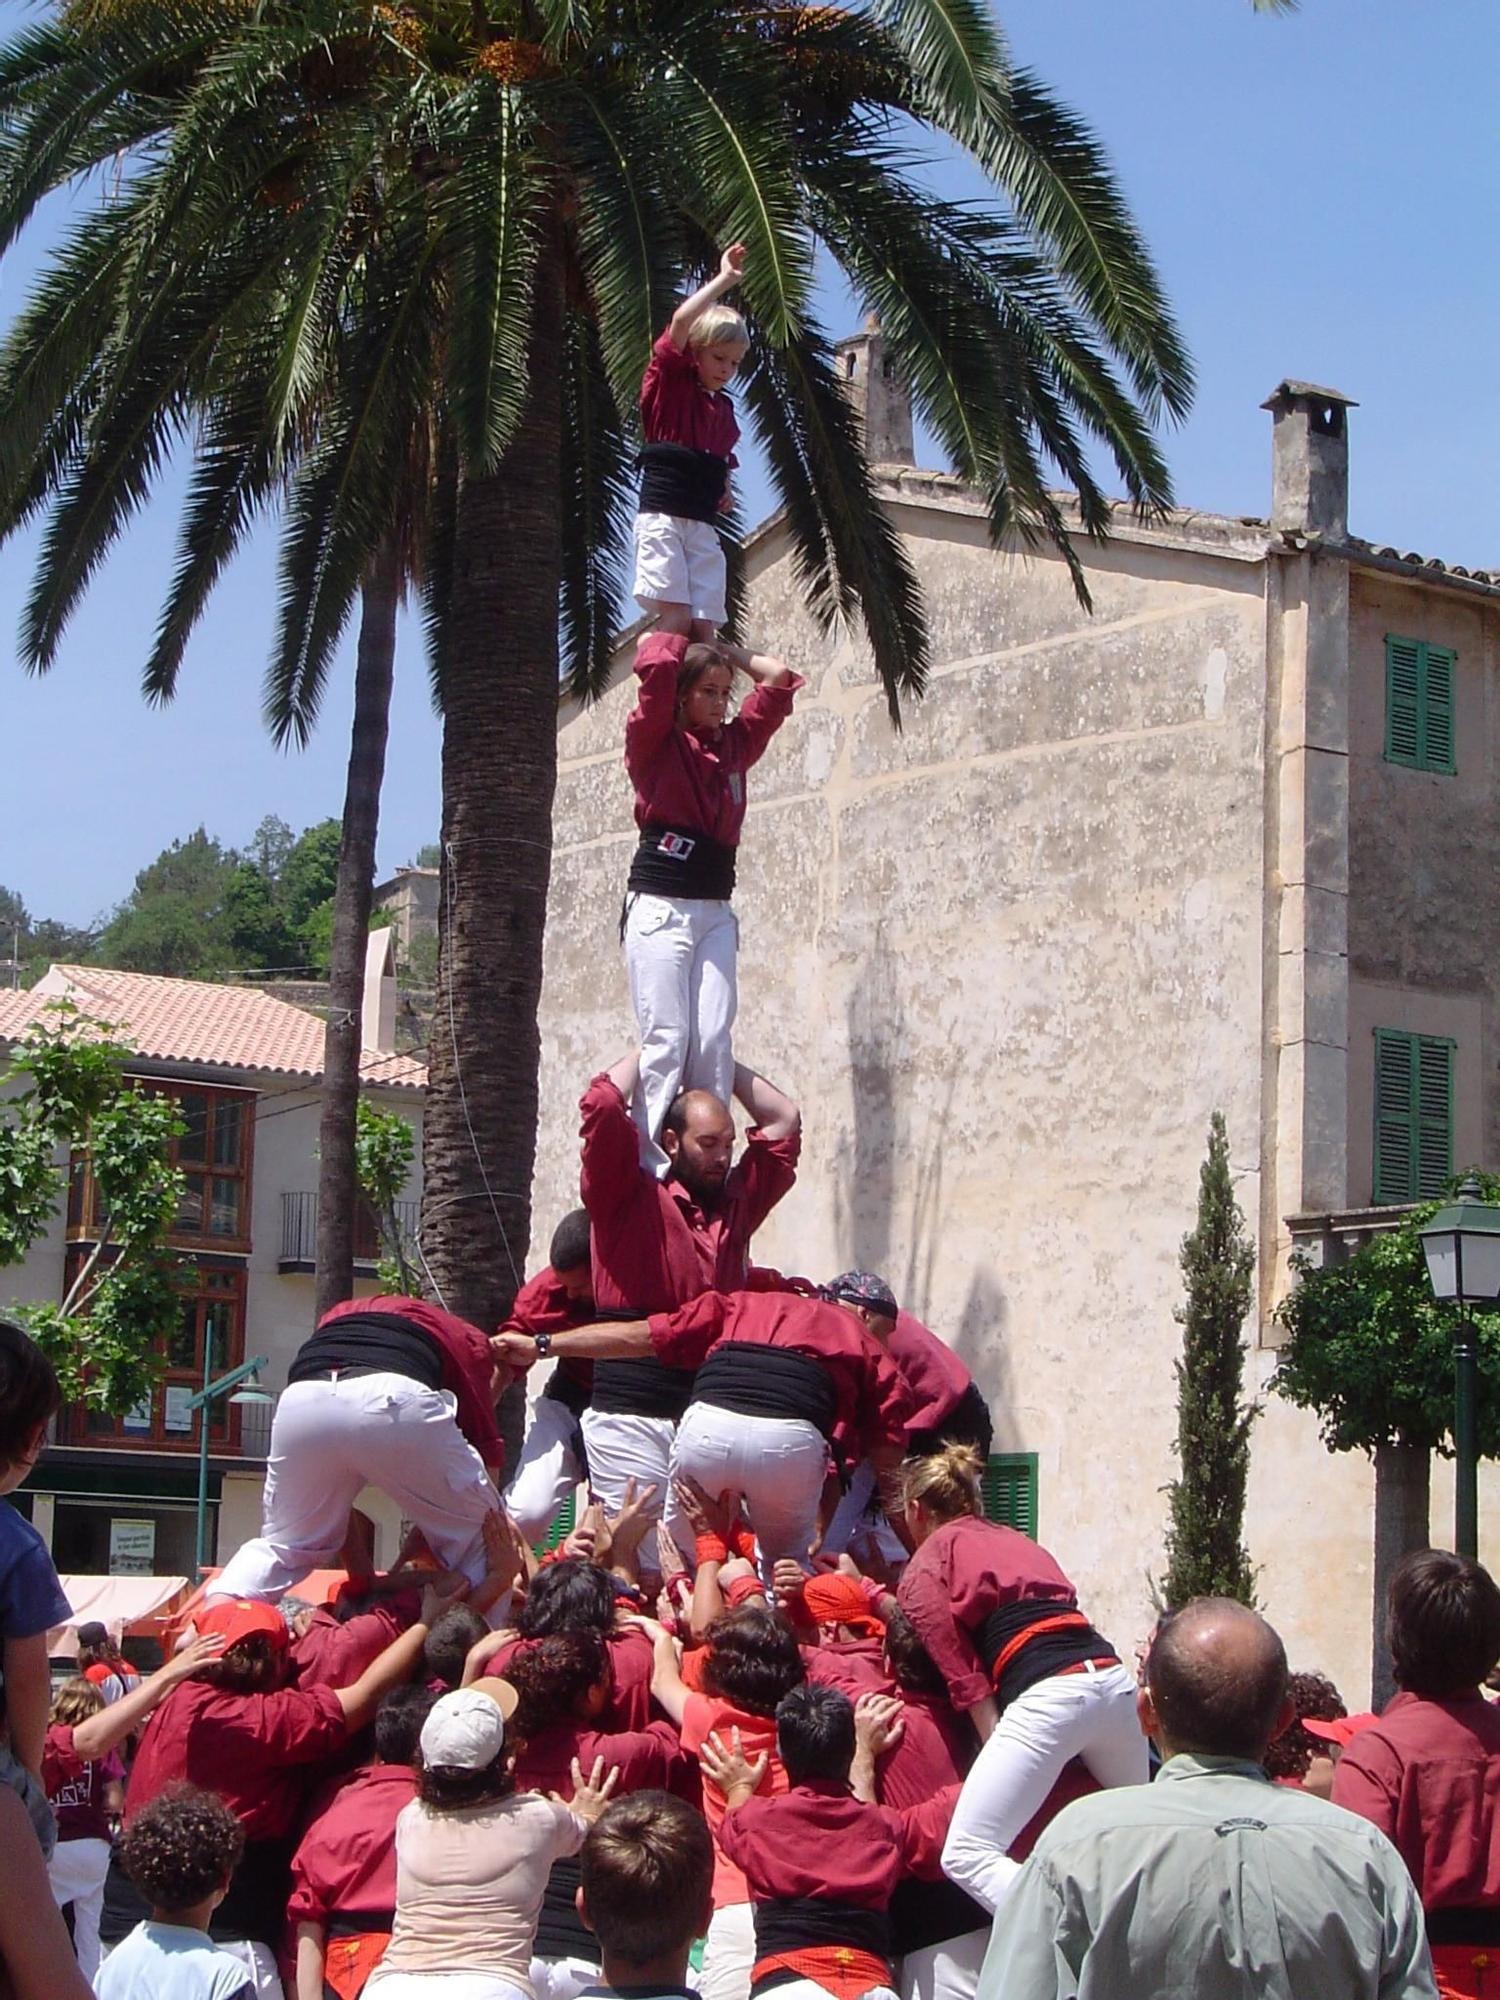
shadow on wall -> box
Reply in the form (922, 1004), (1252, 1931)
(956, 1263), (1016, 1451)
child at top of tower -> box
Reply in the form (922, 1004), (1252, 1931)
(634, 244), (749, 641)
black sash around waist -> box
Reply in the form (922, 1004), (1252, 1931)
(638, 440), (730, 523)
(542, 1364), (592, 1420)
(889, 1873), (990, 1953)
(591, 1354), (697, 1420)
(627, 823), (738, 902)
(1426, 1907), (1500, 1947)
(753, 1897), (892, 1965)
(290, 1312), (443, 1392)
(693, 1343), (837, 1440)
(534, 1852), (603, 1964)
(976, 1599), (1118, 1712)
(327, 1908), (395, 1939)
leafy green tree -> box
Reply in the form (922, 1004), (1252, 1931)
(222, 861), (295, 970)
(1160, 1112), (1258, 1609)
(97, 828), (238, 974)
(0, 0), (1192, 1346)
(1272, 1175), (1500, 1700)
(354, 1095), (418, 1295)
(280, 820), (344, 938)
(0, 1002), (185, 1411)
(248, 814), (296, 883)
(413, 844), (442, 871)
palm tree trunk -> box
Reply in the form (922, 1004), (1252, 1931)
(421, 237), (565, 1463)
(1371, 1438), (1430, 1707)
(314, 541), (401, 1324)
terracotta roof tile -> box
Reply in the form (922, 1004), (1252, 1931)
(0, 966), (425, 1091)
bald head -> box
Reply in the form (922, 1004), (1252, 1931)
(1146, 1598), (1289, 1763)
(661, 1089), (735, 1202)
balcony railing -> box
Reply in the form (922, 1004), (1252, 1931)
(279, 1191), (420, 1275)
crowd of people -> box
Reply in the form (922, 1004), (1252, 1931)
(2, 256), (1498, 2000)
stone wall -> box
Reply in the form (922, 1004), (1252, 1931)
(533, 486), (1319, 1675)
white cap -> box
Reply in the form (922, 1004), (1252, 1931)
(419, 1682), (516, 1771)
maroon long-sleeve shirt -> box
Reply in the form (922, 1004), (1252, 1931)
(648, 1288), (915, 1465)
(580, 1072), (798, 1315)
(887, 1312), (973, 1435)
(896, 1514), (1078, 1714)
(503, 1265), (595, 1395)
(718, 1778), (954, 1906)
(287, 1760), (416, 1928)
(624, 634), (801, 846)
(1332, 1690), (1500, 1911)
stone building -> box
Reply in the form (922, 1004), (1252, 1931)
(531, 334), (1499, 1701)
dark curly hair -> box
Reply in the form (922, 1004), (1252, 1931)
(196, 1634), (285, 1694)
(701, 1604), (805, 1718)
(417, 1757), (517, 1811)
(518, 1559), (616, 1639)
(119, 1785), (244, 1912)
(1262, 1670), (1346, 1781)
(882, 1608), (946, 1698)
(424, 1605), (489, 1690)
(508, 1631), (609, 1741)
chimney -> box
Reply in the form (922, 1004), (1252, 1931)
(361, 928), (398, 1055)
(1261, 379), (1357, 538)
(834, 315), (914, 467)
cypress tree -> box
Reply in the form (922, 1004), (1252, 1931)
(1161, 1111), (1258, 1608)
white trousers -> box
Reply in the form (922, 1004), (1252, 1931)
(699, 1900), (755, 2000)
(505, 1397), (586, 1543)
(367, 1974), (530, 2000)
(218, 1939), (283, 1998)
(48, 1834), (110, 1981)
(772, 1984), (898, 2000)
(822, 1461), (908, 1568)
(624, 893), (737, 1174)
(897, 1929), (988, 2000)
(941, 1661), (1146, 1912)
(211, 1373), (500, 1601)
(579, 1410), (686, 1559)
(671, 1404), (826, 1581)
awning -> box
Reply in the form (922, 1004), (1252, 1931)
(48, 1574), (193, 1654)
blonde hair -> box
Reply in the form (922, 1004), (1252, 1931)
(51, 1676), (105, 1727)
(899, 1443), (984, 1522)
(686, 305), (749, 352)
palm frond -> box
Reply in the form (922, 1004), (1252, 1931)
(557, 307), (637, 702)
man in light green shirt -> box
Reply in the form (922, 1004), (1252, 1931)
(976, 1599), (1435, 2000)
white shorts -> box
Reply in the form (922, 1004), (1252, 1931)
(633, 512), (727, 626)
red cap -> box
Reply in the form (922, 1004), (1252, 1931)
(1302, 1711), (1378, 1747)
(801, 1574), (885, 1639)
(198, 1597), (288, 1650)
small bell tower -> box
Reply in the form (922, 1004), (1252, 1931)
(834, 315), (915, 467)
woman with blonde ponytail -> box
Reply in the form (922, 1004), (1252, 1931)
(895, 1445), (1145, 1913)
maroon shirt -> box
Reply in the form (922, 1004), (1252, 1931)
(1332, 1690), (1500, 1910)
(580, 1073), (798, 1316)
(287, 1761), (416, 1928)
(43, 1723), (121, 1843)
(649, 1289), (915, 1465)
(487, 1629), (655, 1733)
(504, 1266), (594, 1394)
(625, 634), (801, 847)
(321, 1294), (505, 1472)
(126, 1674), (348, 1841)
(640, 329), (740, 462)
(800, 1652), (971, 1815)
(291, 1603), (408, 1691)
(896, 1515), (1078, 1713)
(515, 1718), (691, 1803)
(718, 1778), (946, 1908)
(886, 1312), (972, 1436)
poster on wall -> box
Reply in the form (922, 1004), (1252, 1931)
(121, 1397), (152, 1435)
(109, 1518), (155, 1576)
(163, 1386), (194, 1434)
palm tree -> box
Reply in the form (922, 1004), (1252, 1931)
(0, 0), (1192, 1350)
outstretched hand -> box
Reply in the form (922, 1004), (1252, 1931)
(700, 1725), (767, 1804)
(720, 242), (746, 280)
(855, 1691), (906, 1758)
(562, 1754), (621, 1825)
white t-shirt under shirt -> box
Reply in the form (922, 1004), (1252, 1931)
(96, 1921), (254, 2000)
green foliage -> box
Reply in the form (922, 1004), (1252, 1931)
(1160, 1112), (1258, 1609)
(299, 896), (336, 978)
(413, 844), (441, 870)
(280, 820), (343, 934)
(97, 827), (239, 974)
(0, 881), (99, 983)
(354, 1096), (417, 1293)
(0, 1002), (186, 1410)
(1271, 1173), (1500, 1457)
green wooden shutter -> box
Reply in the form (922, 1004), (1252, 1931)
(1420, 646), (1457, 773)
(1385, 637), (1422, 766)
(1374, 1029), (1455, 1202)
(1416, 1036), (1456, 1197)
(981, 1454), (1038, 1538)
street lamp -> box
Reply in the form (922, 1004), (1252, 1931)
(1420, 1176), (1500, 1561)
(189, 1318), (273, 1581)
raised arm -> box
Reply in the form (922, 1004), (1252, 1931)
(669, 244), (745, 348)
(69, 1634), (225, 1761)
(580, 1063), (644, 1216)
(718, 640), (793, 690)
(732, 1064), (800, 1144)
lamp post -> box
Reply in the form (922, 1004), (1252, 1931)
(190, 1318), (273, 1581)
(1419, 1177), (1500, 1561)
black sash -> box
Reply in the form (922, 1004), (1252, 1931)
(752, 1897), (892, 1966)
(627, 824), (738, 903)
(591, 1356), (697, 1420)
(289, 1312), (443, 1392)
(975, 1600), (1117, 1711)
(693, 1343), (837, 1439)
(638, 441), (729, 523)
(1427, 1907), (1500, 1946)
(534, 1851), (604, 1964)
(542, 1364), (592, 1421)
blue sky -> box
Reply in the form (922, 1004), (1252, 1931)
(5, 0), (1497, 930)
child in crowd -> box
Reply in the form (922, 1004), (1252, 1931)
(44, 1677), (123, 1981)
(0, 1318), (72, 1858)
(97, 1785), (256, 2000)
(635, 244), (748, 640)
(578, 1790), (715, 2000)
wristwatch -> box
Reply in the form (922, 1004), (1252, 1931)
(534, 1330), (553, 1360)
